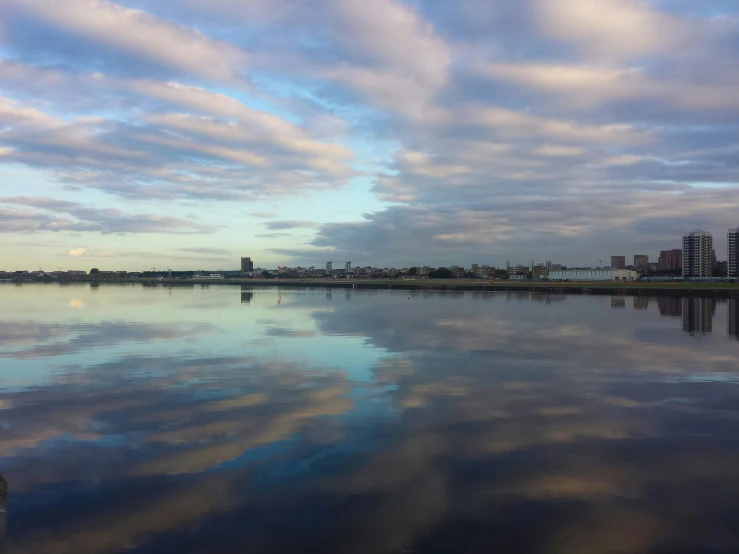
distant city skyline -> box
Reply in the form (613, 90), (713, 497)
(5, 228), (735, 274)
(2, 234), (737, 272)
(1, 1), (739, 270)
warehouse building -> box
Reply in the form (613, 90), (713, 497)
(548, 269), (639, 282)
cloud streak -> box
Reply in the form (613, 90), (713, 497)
(264, 220), (316, 230)
(0, 196), (212, 234)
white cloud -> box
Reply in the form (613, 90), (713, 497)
(535, 146), (586, 157)
(0, 197), (213, 234)
(467, 107), (651, 145)
(0, 77), (355, 201)
(2, 0), (250, 82)
(483, 61), (739, 113)
(532, 0), (684, 59)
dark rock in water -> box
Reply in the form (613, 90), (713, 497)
(0, 473), (6, 511)
(0, 472), (6, 546)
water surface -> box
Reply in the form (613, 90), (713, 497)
(2, 284), (739, 553)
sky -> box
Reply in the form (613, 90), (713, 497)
(1, 0), (739, 271)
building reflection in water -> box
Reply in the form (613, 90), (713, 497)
(658, 297), (683, 318)
(729, 298), (739, 340)
(633, 297), (649, 310)
(611, 297), (626, 309)
(240, 286), (253, 304)
(506, 292), (531, 302)
(682, 297), (716, 336)
(530, 293), (567, 305)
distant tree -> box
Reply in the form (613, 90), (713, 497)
(408, 267), (418, 275)
(464, 271), (475, 278)
(262, 270), (273, 279)
(90, 268), (99, 275)
(430, 267), (454, 279)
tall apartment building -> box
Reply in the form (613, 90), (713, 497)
(532, 265), (549, 279)
(240, 257), (254, 273)
(345, 261), (352, 273)
(728, 228), (739, 278)
(633, 255), (649, 270)
(611, 256), (626, 269)
(682, 230), (713, 278)
(325, 261), (333, 273)
(658, 249), (682, 272)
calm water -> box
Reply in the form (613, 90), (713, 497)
(2, 284), (739, 554)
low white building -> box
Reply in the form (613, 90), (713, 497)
(548, 269), (639, 282)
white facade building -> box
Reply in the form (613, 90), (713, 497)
(683, 229), (713, 279)
(547, 269), (639, 282)
(728, 228), (739, 279)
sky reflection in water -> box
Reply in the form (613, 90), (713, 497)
(1, 284), (739, 554)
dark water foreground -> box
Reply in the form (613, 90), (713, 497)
(1, 284), (739, 553)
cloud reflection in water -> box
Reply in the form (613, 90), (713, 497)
(2, 286), (739, 553)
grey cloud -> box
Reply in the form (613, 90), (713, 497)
(0, 207), (88, 233)
(0, 196), (212, 234)
(307, 184), (739, 267)
(0, 69), (355, 203)
(1, 0), (251, 84)
(264, 220), (316, 230)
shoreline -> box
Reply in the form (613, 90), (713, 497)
(6, 277), (739, 297)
